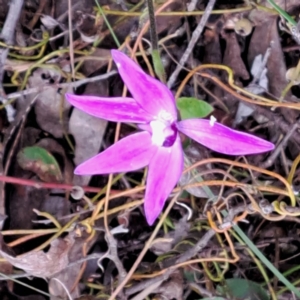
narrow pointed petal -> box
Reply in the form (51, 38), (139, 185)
(75, 132), (157, 175)
(144, 135), (184, 225)
(111, 50), (177, 120)
(177, 119), (274, 155)
(66, 93), (152, 123)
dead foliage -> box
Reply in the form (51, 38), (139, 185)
(0, 0), (299, 299)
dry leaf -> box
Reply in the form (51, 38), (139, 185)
(248, 17), (287, 98)
(28, 68), (72, 138)
(70, 82), (108, 186)
(49, 233), (99, 299)
(0, 234), (74, 278)
(222, 31), (249, 80)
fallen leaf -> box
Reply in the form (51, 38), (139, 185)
(17, 146), (63, 183)
(70, 82), (108, 186)
(248, 17), (287, 99)
(28, 68), (72, 138)
(40, 15), (60, 30)
(35, 138), (74, 185)
(49, 233), (99, 299)
(155, 271), (183, 300)
(222, 31), (249, 80)
(80, 48), (110, 76)
(235, 54), (269, 125)
(0, 234), (74, 278)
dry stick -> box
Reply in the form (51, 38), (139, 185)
(0, 0), (24, 118)
(167, 0), (216, 88)
(0, 71), (117, 102)
(68, 0), (75, 80)
(0, 0), (24, 84)
(101, 95), (128, 295)
(125, 270), (172, 296)
(132, 0), (174, 55)
(130, 279), (165, 300)
(108, 193), (181, 300)
(125, 229), (216, 296)
(253, 105), (300, 147)
(2, 94), (39, 196)
(0, 173), (119, 194)
(260, 121), (300, 169)
(0, 0), (24, 216)
(27, 0), (47, 30)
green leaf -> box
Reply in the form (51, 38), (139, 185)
(17, 146), (63, 183)
(176, 97), (214, 120)
(217, 278), (269, 300)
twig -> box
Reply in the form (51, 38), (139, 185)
(125, 270), (172, 296)
(260, 121), (300, 169)
(59, 253), (105, 273)
(167, 0), (216, 88)
(68, 0), (75, 80)
(3, 94), (39, 174)
(156, 207), (246, 274)
(27, 0), (47, 30)
(0, 0), (24, 215)
(175, 229), (215, 265)
(130, 278), (165, 300)
(0, 0), (24, 84)
(126, 228), (216, 296)
(253, 105), (300, 149)
(57, 2), (82, 23)
(0, 0), (24, 120)
(108, 192), (181, 300)
(105, 232), (127, 292)
(0, 173), (118, 194)
(0, 70), (117, 102)
(0, 272), (53, 298)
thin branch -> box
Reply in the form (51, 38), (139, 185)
(0, 0), (24, 121)
(260, 120), (300, 169)
(0, 0), (24, 215)
(167, 0), (216, 88)
(68, 0), (75, 80)
(0, 173), (117, 194)
(0, 0), (24, 84)
(0, 70), (117, 102)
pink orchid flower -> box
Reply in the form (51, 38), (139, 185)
(65, 50), (274, 225)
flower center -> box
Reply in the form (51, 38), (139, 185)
(150, 110), (177, 147)
(150, 120), (167, 146)
(157, 110), (174, 122)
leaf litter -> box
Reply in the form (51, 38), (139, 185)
(0, 0), (299, 299)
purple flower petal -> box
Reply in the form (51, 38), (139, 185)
(177, 119), (275, 155)
(66, 93), (152, 123)
(144, 135), (184, 225)
(111, 50), (177, 120)
(75, 131), (157, 175)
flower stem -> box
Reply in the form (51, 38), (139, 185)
(146, 0), (166, 82)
